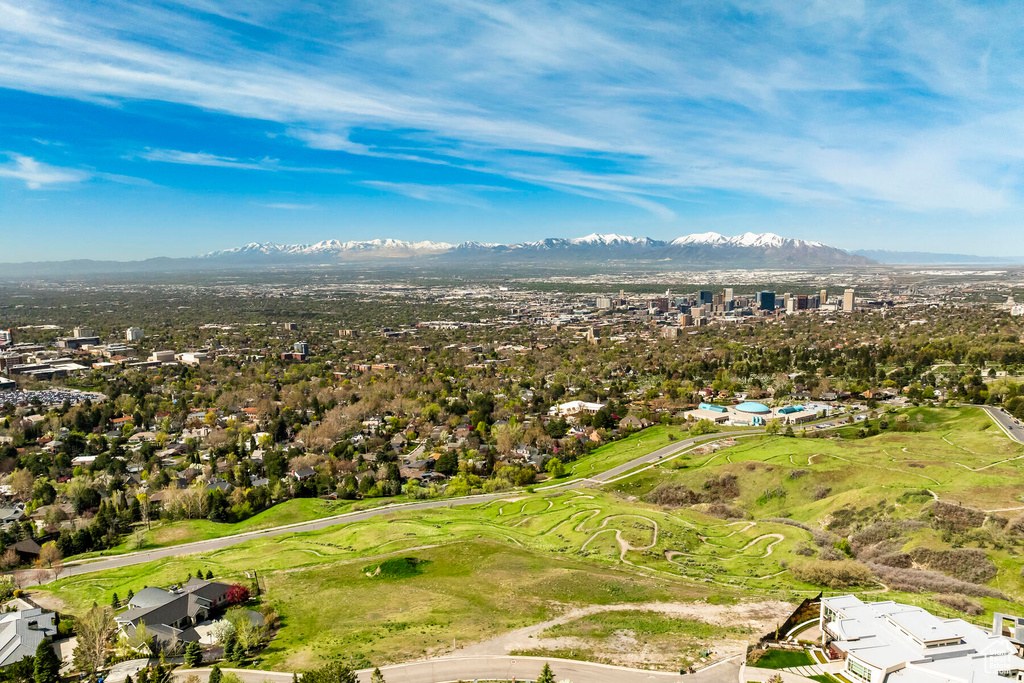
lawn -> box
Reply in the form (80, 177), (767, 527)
(751, 648), (814, 669)
(566, 424), (692, 477)
(74, 497), (368, 558)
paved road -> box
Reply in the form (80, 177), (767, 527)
(37, 412), (864, 583)
(174, 656), (742, 683)
(978, 404), (1024, 444)
(41, 430), (754, 582)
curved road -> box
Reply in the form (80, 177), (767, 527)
(173, 655), (743, 683)
(978, 404), (1024, 444)
(40, 412), (865, 583)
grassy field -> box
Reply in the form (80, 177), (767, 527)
(565, 424), (691, 477)
(74, 498), (373, 558)
(35, 407), (1024, 671)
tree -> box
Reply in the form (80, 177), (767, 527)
(301, 663), (357, 683)
(544, 457), (565, 479)
(37, 542), (61, 570)
(689, 419), (717, 436)
(537, 663), (555, 683)
(73, 604), (116, 675)
(33, 639), (61, 683)
(434, 452), (458, 477)
(370, 669), (386, 683)
(209, 666), (223, 683)
(226, 584), (250, 604)
(0, 546), (19, 570)
(183, 641), (203, 667)
(765, 418), (782, 435)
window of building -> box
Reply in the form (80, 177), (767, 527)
(847, 658), (873, 682)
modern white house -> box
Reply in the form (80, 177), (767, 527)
(821, 595), (1024, 682)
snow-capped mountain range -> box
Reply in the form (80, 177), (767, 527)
(200, 232), (869, 267)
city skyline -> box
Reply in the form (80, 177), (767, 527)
(4, 1), (1024, 261)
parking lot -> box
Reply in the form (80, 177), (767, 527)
(0, 388), (105, 407)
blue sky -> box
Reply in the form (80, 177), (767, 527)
(2, 0), (1024, 261)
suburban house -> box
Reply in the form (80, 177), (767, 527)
(0, 503), (25, 528)
(0, 608), (57, 667)
(618, 415), (651, 430)
(821, 595), (1024, 682)
(114, 578), (230, 650)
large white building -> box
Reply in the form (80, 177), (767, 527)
(126, 326), (144, 342)
(821, 595), (1024, 682)
(685, 401), (824, 427)
(549, 400), (606, 420)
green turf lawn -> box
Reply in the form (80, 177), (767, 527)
(752, 648), (814, 668)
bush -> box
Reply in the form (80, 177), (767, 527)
(226, 584), (250, 605)
(931, 501), (986, 532)
(867, 562), (1006, 598)
(791, 560), (873, 588)
(909, 548), (997, 585)
(301, 663), (357, 683)
(935, 594), (984, 616)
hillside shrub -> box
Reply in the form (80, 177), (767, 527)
(867, 562), (1006, 598)
(935, 594), (984, 616)
(909, 548), (997, 585)
(791, 560), (873, 588)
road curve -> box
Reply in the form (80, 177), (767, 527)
(978, 404), (1024, 444)
(38, 414), (864, 583)
(39, 430), (753, 582)
(173, 655), (742, 683)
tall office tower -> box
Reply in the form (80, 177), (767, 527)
(756, 291), (776, 311)
(844, 288), (856, 312)
(820, 289), (827, 305)
(699, 290), (713, 306)
(724, 288), (734, 302)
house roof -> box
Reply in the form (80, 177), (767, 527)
(0, 609), (56, 667)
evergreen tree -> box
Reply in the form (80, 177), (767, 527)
(184, 641), (203, 667)
(536, 663), (555, 683)
(126, 588), (134, 602)
(33, 639), (61, 683)
(370, 668), (386, 683)
(111, 592), (119, 608)
(208, 666), (222, 683)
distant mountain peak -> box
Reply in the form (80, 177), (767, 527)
(196, 231), (872, 267)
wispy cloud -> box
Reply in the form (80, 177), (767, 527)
(360, 181), (500, 208)
(0, 153), (87, 189)
(138, 148), (273, 170)
(2, 0), (1024, 218)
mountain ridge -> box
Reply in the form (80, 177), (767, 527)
(199, 231), (869, 267)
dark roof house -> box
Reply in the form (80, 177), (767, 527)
(115, 578), (230, 650)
